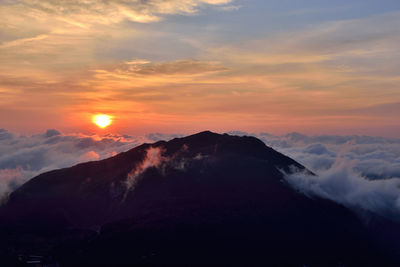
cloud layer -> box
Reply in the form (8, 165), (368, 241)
(1, 128), (400, 221)
(285, 158), (400, 221)
(255, 132), (400, 179)
(0, 128), (182, 201)
(249, 131), (400, 221)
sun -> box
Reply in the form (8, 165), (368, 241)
(92, 114), (112, 128)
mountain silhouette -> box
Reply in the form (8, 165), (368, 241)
(0, 131), (398, 265)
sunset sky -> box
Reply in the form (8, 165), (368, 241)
(1, 0), (400, 137)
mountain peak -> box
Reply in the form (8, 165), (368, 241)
(190, 130), (217, 136)
(1, 131), (391, 265)
(2, 131), (304, 226)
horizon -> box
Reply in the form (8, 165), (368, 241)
(3, 127), (400, 140)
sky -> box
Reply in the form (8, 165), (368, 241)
(1, 0), (400, 137)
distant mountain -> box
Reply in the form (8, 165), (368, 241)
(0, 131), (399, 265)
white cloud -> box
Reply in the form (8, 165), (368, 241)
(125, 146), (166, 192)
(2, 128), (400, 222)
(0, 128), (185, 200)
(248, 131), (400, 221)
(256, 132), (400, 179)
(0, 129), (137, 200)
(284, 158), (400, 221)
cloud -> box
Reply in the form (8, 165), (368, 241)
(0, 129), (186, 201)
(122, 142), (202, 200)
(0, 129), (141, 200)
(0, 129), (14, 141)
(2, 128), (400, 222)
(0, 167), (28, 204)
(202, 12), (400, 130)
(125, 146), (167, 192)
(0, 34), (49, 49)
(216, 5), (241, 11)
(45, 129), (61, 138)
(245, 131), (400, 221)
(1, 6), (399, 135)
(10, 0), (234, 25)
(79, 151), (100, 161)
(145, 133), (184, 142)
(96, 59), (228, 77)
(284, 158), (400, 221)
(256, 132), (400, 178)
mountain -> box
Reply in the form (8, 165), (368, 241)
(0, 131), (398, 265)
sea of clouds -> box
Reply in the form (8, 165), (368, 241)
(0, 128), (182, 201)
(1, 128), (400, 220)
(242, 131), (400, 221)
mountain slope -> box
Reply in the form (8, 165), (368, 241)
(0, 131), (396, 265)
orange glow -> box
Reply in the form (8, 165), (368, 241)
(92, 114), (112, 128)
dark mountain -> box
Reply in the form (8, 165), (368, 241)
(0, 131), (399, 265)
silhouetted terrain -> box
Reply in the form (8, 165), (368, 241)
(0, 131), (399, 266)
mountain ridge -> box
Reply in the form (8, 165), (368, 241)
(0, 131), (397, 265)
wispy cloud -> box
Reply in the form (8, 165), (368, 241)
(11, 0), (234, 26)
(0, 34), (49, 49)
(96, 59), (228, 77)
